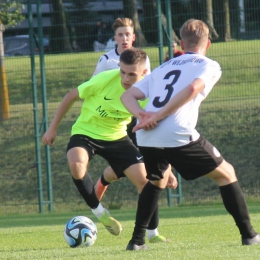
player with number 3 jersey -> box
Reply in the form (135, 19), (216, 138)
(122, 19), (260, 250)
(135, 54), (221, 147)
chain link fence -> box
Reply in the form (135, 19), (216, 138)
(0, 0), (260, 214)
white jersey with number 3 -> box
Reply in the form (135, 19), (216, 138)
(134, 53), (222, 147)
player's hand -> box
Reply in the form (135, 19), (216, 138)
(167, 171), (178, 189)
(42, 129), (56, 146)
(133, 111), (158, 132)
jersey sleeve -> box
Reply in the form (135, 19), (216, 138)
(78, 72), (104, 98)
(92, 55), (109, 76)
(196, 61), (222, 98)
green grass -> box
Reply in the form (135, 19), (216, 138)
(4, 40), (260, 104)
(0, 204), (260, 259)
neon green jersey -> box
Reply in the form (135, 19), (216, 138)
(71, 69), (147, 141)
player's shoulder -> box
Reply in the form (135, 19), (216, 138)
(90, 69), (120, 90)
(103, 48), (119, 60)
(203, 56), (221, 68)
(96, 68), (120, 80)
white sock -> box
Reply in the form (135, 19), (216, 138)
(91, 203), (105, 218)
(147, 228), (159, 240)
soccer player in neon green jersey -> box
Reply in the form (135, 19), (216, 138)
(42, 48), (177, 238)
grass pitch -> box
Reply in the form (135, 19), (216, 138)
(0, 204), (260, 260)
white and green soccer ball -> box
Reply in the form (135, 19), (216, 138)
(64, 216), (97, 248)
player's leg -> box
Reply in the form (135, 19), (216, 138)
(95, 166), (120, 200)
(206, 160), (260, 245)
(95, 118), (137, 200)
(172, 135), (259, 246)
(126, 171), (170, 250)
(126, 147), (169, 250)
(147, 165), (174, 243)
(123, 158), (171, 244)
(67, 135), (122, 236)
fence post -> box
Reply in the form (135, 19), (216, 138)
(28, 0), (44, 213)
(156, 0), (164, 64)
(156, 0), (182, 206)
(36, 0), (53, 212)
(167, 171), (182, 206)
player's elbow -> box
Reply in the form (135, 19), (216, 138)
(188, 84), (198, 95)
(189, 79), (205, 95)
(120, 92), (128, 104)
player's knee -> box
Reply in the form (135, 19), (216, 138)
(225, 162), (237, 181)
(207, 160), (237, 185)
(103, 166), (119, 183)
(136, 181), (148, 193)
(69, 161), (87, 179)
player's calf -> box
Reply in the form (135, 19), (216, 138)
(95, 177), (109, 201)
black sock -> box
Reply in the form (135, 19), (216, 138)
(72, 174), (99, 209)
(138, 195), (159, 230)
(130, 182), (163, 245)
(219, 181), (257, 238)
(100, 174), (110, 186)
(147, 203), (159, 230)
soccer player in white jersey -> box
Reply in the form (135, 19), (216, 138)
(121, 19), (260, 250)
(93, 17), (151, 76)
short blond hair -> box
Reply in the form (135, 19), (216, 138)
(180, 19), (209, 48)
(112, 18), (134, 32)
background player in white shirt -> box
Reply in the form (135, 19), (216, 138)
(93, 17), (151, 76)
(122, 19), (260, 250)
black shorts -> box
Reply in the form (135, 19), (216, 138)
(138, 135), (224, 181)
(127, 117), (137, 146)
(67, 134), (144, 178)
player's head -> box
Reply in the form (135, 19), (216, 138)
(119, 48), (147, 90)
(172, 41), (178, 52)
(180, 19), (210, 53)
(112, 18), (136, 54)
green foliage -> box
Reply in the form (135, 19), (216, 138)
(0, 0), (24, 28)
(0, 205), (260, 259)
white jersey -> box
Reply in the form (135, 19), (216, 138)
(93, 48), (151, 76)
(134, 52), (222, 147)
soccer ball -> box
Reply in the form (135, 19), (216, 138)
(64, 216), (97, 248)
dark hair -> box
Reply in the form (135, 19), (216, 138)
(120, 48), (147, 65)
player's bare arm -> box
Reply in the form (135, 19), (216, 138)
(133, 78), (205, 132)
(137, 111), (158, 130)
(120, 87), (145, 119)
(156, 78), (205, 120)
(42, 88), (80, 146)
(132, 111), (158, 132)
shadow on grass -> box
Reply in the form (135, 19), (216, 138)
(1, 202), (259, 228)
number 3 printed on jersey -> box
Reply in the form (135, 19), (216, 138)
(152, 70), (181, 108)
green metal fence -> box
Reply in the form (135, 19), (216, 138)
(0, 0), (260, 214)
